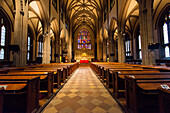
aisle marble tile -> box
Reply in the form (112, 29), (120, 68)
(42, 66), (123, 113)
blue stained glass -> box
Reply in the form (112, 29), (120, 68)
(163, 23), (169, 44)
(1, 26), (6, 46)
(85, 44), (87, 48)
(0, 49), (4, 59)
(89, 44), (91, 49)
(165, 46), (170, 57)
(77, 28), (91, 49)
(27, 52), (30, 60)
(139, 51), (142, 59)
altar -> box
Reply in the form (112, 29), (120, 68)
(80, 60), (89, 63)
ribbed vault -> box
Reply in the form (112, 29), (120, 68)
(64, 0), (102, 32)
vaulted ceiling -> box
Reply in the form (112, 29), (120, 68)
(63, 0), (103, 32)
(28, 1), (43, 36)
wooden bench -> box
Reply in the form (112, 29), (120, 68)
(107, 68), (145, 87)
(99, 66), (138, 81)
(109, 69), (161, 98)
(125, 75), (170, 113)
(0, 77), (40, 113)
(158, 86), (170, 113)
(0, 88), (4, 113)
(39, 65), (70, 82)
(24, 68), (62, 88)
(6, 71), (54, 98)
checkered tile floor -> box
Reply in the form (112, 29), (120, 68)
(42, 66), (123, 113)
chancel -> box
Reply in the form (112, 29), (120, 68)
(0, 0), (170, 113)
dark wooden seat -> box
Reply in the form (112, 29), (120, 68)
(99, 65), (140, 82)
(125, 75), (170, 113)
(158, 86), (170, 113)
(0, 62), (79, 112)
(107, 68), (145, 87)
(110, 69), (162, 98)
(24, 68), (61, 88)
(0, 77), (40, 113)
(0, 88), (4, 113)
(6, 71), (54, 98)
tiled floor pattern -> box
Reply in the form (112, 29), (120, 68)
(43, 66), (123, 113)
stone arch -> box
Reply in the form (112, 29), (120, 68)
(0, 7), (13, 32)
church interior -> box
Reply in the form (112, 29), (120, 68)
(0, 0), (170, 113)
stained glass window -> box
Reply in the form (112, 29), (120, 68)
(38, 36), (43, 57)
(27, 36), (30, 60)
(0, 11), (11, 61)
(135, 25), (142, 59)
(138, 35), (142, 59)
(162, 10), (170, 58)
(125, 40), (131, 56)
(27, 27), (34, 61)
(0, 24), (6, 59)
(1, 26), (5, 46)
(163, 23), (169, 44)
(77, 28), (91, 50)
(0, 49), (4, 59)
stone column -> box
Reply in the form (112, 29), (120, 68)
(109, 31), (114, 62)
(113, 39), (117, 61)
(13, 0), (28, 67)
(118, 32), (125, 63)
(138, 0), (155, 65)
(67, 22), (72, 62)
(32, 38), (36, 61)
(97, 20), (103, 61)
(55, 33), (60, 63)
(133, 34), (137, 59)
(103, 38), (107, 62)
(100, 37), (103, 61)
(36, 40), (38, 58)
(42, 25), (51, 64)
(97, 25), (100, 60)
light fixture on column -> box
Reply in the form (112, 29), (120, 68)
(43, 31), (48, 42)
(114, 29), (118, 40)
(60, 29), (65, 39)
(118, 29), (126, 36)
(104, 28), (109, 39)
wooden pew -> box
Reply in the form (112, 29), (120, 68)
(158, 86), (170, 113)
(0, 77), (40, 113)
(125, 75), (170, 113)
(0, 88), (4, 113)
(24, 68), (62, 88)
(6, 71), (54, 98)
(107, 68), (145, 86)
(110, 69), (161, 98)
(99, 65), (139, 82)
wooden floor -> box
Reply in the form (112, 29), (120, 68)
(42, 66), (123, 113)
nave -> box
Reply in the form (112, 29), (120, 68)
(42, 66), (123, 113)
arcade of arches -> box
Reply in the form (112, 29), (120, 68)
(0, 0), (169, 66)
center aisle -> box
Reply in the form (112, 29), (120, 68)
(43, 66), (123, 113)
